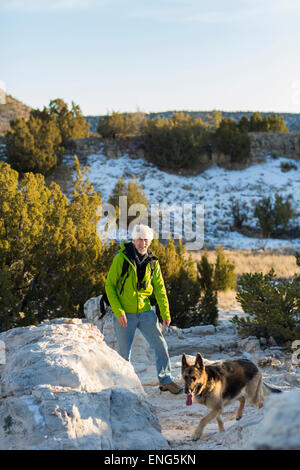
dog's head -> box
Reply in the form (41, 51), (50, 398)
(182, 353), (206, 406)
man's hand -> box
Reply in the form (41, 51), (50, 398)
(117, 314), (127, 328)
(163, 320), (170, 328)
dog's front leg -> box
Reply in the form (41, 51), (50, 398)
(216, 415), (225, 432)
(192, 408), (223, 440)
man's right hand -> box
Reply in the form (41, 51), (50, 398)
(117, 314), (127, 328)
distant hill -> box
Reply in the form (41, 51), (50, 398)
(85, 110), (300, 134)
(0, 94), (32, 135)
(1, 92), (300, 137)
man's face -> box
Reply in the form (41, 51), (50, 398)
(133, 238), (150, 255)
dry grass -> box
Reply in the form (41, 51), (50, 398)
(191, 249), (299, 279)
(191, 249), (300, 311)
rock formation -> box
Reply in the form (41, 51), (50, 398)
(0, 318), (168, 450)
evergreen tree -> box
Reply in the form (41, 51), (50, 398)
(150, 239), (201, 328)
(197, 250), (214, 290)
(196, 250), (218, 325)
(232, 269), (300, 346)
(250, 112), (268, 132)
(265, 114), (289, 133)
(238, 115), (250, 133)
(49, 98), (90, 146)
(254, 193), (294, 237)
(108, 176), (148, 226)
(206, 110), (223, 130)
(214, 118), (250, 163)
(198, 287), (218, 326)
(5, 115), (63, 175)
(214, 244), (236, 291)
(97, 111), (146, 138)
(5, 98), (89, 175)
(0, 159), (117, 331)
(143, 113), (210, 170)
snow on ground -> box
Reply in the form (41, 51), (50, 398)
(65, 148), (300, 250)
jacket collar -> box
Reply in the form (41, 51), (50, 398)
(120, 241), (157, 266)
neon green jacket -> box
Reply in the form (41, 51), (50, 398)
(105, 241), (171, 321)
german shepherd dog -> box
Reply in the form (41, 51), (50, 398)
(182, 352), (281, 440)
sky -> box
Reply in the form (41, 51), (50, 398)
(1, 0), (300, 116)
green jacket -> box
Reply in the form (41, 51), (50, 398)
(105, 241), (170, 321)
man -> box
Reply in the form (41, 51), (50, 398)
(105, 224), (182, 394)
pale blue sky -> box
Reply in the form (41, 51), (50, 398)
(1, 0), (300, 115)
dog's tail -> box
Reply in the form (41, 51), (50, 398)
(262, 381), (282, 396)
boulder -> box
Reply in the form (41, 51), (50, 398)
(249, 390), (300, 449)
(0, 318), (168, 450)
(84, 295), (155, 366)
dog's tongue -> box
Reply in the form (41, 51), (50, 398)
(186, 393), (193, 406)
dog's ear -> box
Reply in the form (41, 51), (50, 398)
(195, 353), (204, 371)
(182, 353), (190, 369)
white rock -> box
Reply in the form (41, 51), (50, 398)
(239, 337), (264, 359)
(249, 390), (300, 450)
(84, 295), (154, 366)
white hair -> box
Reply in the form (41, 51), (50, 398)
(131, 224), (154, 242)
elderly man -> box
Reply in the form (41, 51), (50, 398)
(105, 224), (182, 394)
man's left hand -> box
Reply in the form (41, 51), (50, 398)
(163, 320), (171, 328)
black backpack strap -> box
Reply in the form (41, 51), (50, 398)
(99, 294), (108, 319)
(149, 259), (155, 279)
(121, 258), (130, 278)
(99, 258), (130, 319)
(119, 259), (130, 295)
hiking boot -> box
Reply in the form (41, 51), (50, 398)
(159, 382), (183, 394)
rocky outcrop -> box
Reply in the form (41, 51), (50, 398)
(249, 390), (300, 449)
(70, 137), (103, 157)
(70, 132), (300, 168)
(0, 318), (168, 450)
(249, 131), (300, 159)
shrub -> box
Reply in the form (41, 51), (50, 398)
(231, 269), (300, 346)
(280, 161), (297, 172)
(197, 247), (236, 292)
(143, 112), (211, 170)
(108, 176), (148, 227)
(230, 198), (248, 228)
(97, 111), (146, 138)
(214, 118), (250, 163)
(5, 115), (63, 175)
(214, 245), (236, 291)
(43, 98), (89, 146)
(197, 250), (214, 291)
(0, 158), (117, 331)
(5, 98), (89, 175)
(196, 251), (219, 326)
(150, 239), (201, 328)
(254, 193), (295, 237)
(239, 112), (289, 133)
(195, 247), (236, 326)
(197, 287), (218, 326)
